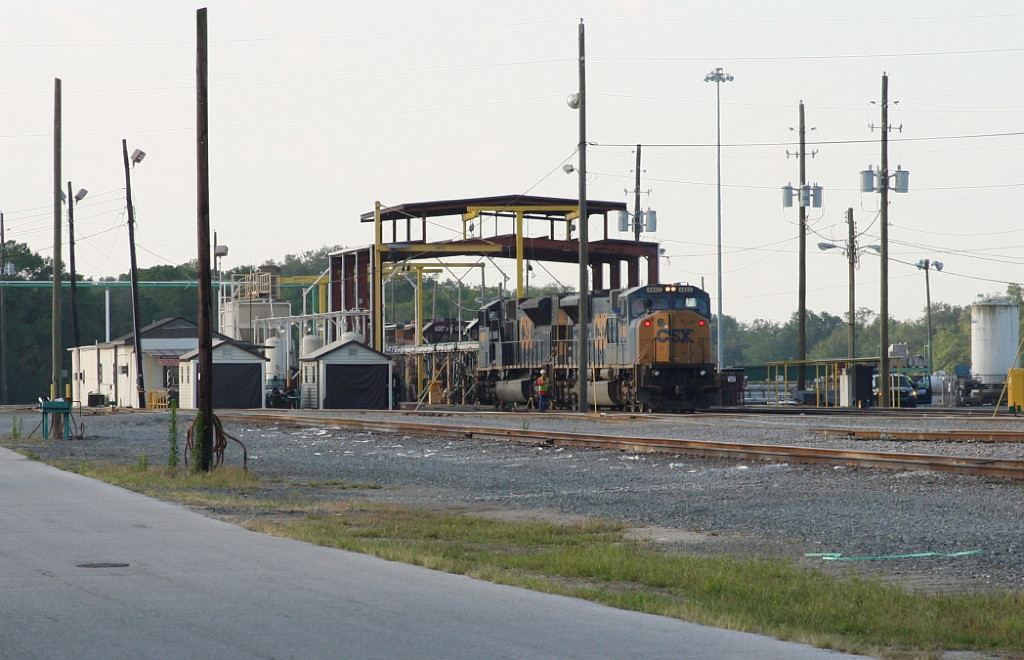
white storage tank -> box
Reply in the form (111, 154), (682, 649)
(340, 330), (365, 344)
(300, 333), (324, 357)
(971, 298), (1020, 384)
(266, 335), (287, 383)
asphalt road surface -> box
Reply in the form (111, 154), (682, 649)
(0, 447), (870, 660)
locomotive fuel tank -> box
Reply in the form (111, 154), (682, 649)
(495, 378), (533, 404)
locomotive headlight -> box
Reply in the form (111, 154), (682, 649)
(699, 370), (707, 376)
(652, 370), (660, 377)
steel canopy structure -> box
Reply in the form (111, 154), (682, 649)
(333, 195), (662, 351)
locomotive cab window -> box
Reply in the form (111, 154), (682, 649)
(630, 298), (649, 317)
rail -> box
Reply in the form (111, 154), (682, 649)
(218, 411), (1024, 481)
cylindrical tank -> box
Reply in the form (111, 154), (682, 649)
(266, 335), (286, 383)
(301, 333), (323, 357)
(971, 299), (1020, 384)
(341, 330), (365, 344)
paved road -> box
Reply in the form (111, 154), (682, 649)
(0, 447), (871, 659)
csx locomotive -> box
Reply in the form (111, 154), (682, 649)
(476, 283), (719, 411)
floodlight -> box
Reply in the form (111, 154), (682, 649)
(562, 163), (575, 174)
(74, 189), (88, 202)
(130, 149), (146, 166)
(565, 93), (580, 109)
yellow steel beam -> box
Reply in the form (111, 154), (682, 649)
(384, 244), (503, 255)
(464, 205), (578, 214)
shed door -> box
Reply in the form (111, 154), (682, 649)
(212, 363), (263, 408)
(324, 364), (389, 409)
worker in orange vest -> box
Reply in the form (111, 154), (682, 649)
(536, 369), (550, 412)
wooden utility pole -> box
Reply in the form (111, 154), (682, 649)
(633, 144), (642, 241)
(67, 182), (80, 348)
(576, 19), (589, 412)
(122, 139), (146, 409)
(196, 7), (214, 470)
(797, 102), (807, 391)
(52, 78), (62, 403)
(879, 73), (891, 408)
(846, 208), (856, 359)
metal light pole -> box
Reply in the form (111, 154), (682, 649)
(704, 67), (732, 368)
(916, 258), (942, 376)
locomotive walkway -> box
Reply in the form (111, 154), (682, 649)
(0, 446), (870, 660)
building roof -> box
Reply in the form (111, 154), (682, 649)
(359, 195), (626, 223)
(299, 338), (391, 362)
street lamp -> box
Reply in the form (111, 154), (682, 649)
(704, 67), (732, 368)
(66, 184), (87, 348)
(122, 140), (146, 408)
(916, 258), (942, 377)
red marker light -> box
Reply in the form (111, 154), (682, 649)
(643, 319), (652, 327)
(698, 320), (707, 326)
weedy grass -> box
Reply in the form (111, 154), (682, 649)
(12, 450), (1024, 660)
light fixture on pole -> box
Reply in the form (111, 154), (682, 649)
(122, 140), (146, 408)
(915, 258), (942, 377)
(66, 184), (87, 348)
(704, 67), (732, 368)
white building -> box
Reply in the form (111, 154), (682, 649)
(70, 317), (231, 408)
(178, 339), (268, 409)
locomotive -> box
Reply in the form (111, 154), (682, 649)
(475, 283), (719, 412)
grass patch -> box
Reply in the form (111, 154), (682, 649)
(8, 448), (1024, 659)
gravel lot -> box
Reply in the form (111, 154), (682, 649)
(4, 405), (1024, 594)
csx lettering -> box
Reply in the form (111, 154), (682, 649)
(656, 328), (694, 343)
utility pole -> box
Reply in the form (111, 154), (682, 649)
(633, 144), (642, 242)
(67, 182), (81, 348)
(122, 139), (146, 409)
(797, 101), (807, 391)
(879, 73), (891, 408)
(52, 78), (62, 403)
(196, 7), (214, 470)
(575, 19), (589, 413)
(846, 208), (856, 359)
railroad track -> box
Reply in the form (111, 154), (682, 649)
(221, 410), (1024, 481)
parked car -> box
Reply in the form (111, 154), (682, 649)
(872, 373), (918, 408)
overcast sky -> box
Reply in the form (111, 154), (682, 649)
(1, 1), (1021, 325)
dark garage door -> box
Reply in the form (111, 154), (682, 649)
(324, 363), (389, 409)
(211, 363), (263, 408)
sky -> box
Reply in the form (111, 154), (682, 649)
(1, 1), (1021, 325)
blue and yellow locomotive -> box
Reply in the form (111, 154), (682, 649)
(476, 283), (719, 411)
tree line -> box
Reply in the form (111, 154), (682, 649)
(0, 240), (1012, 403)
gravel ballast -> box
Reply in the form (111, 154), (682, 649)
(4, 406), (1023, 594)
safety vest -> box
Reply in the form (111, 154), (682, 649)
(536, 375), (549, 395)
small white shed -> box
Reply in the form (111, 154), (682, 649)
(299, 339), (393, 410)
(178, 339), (268, 409)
